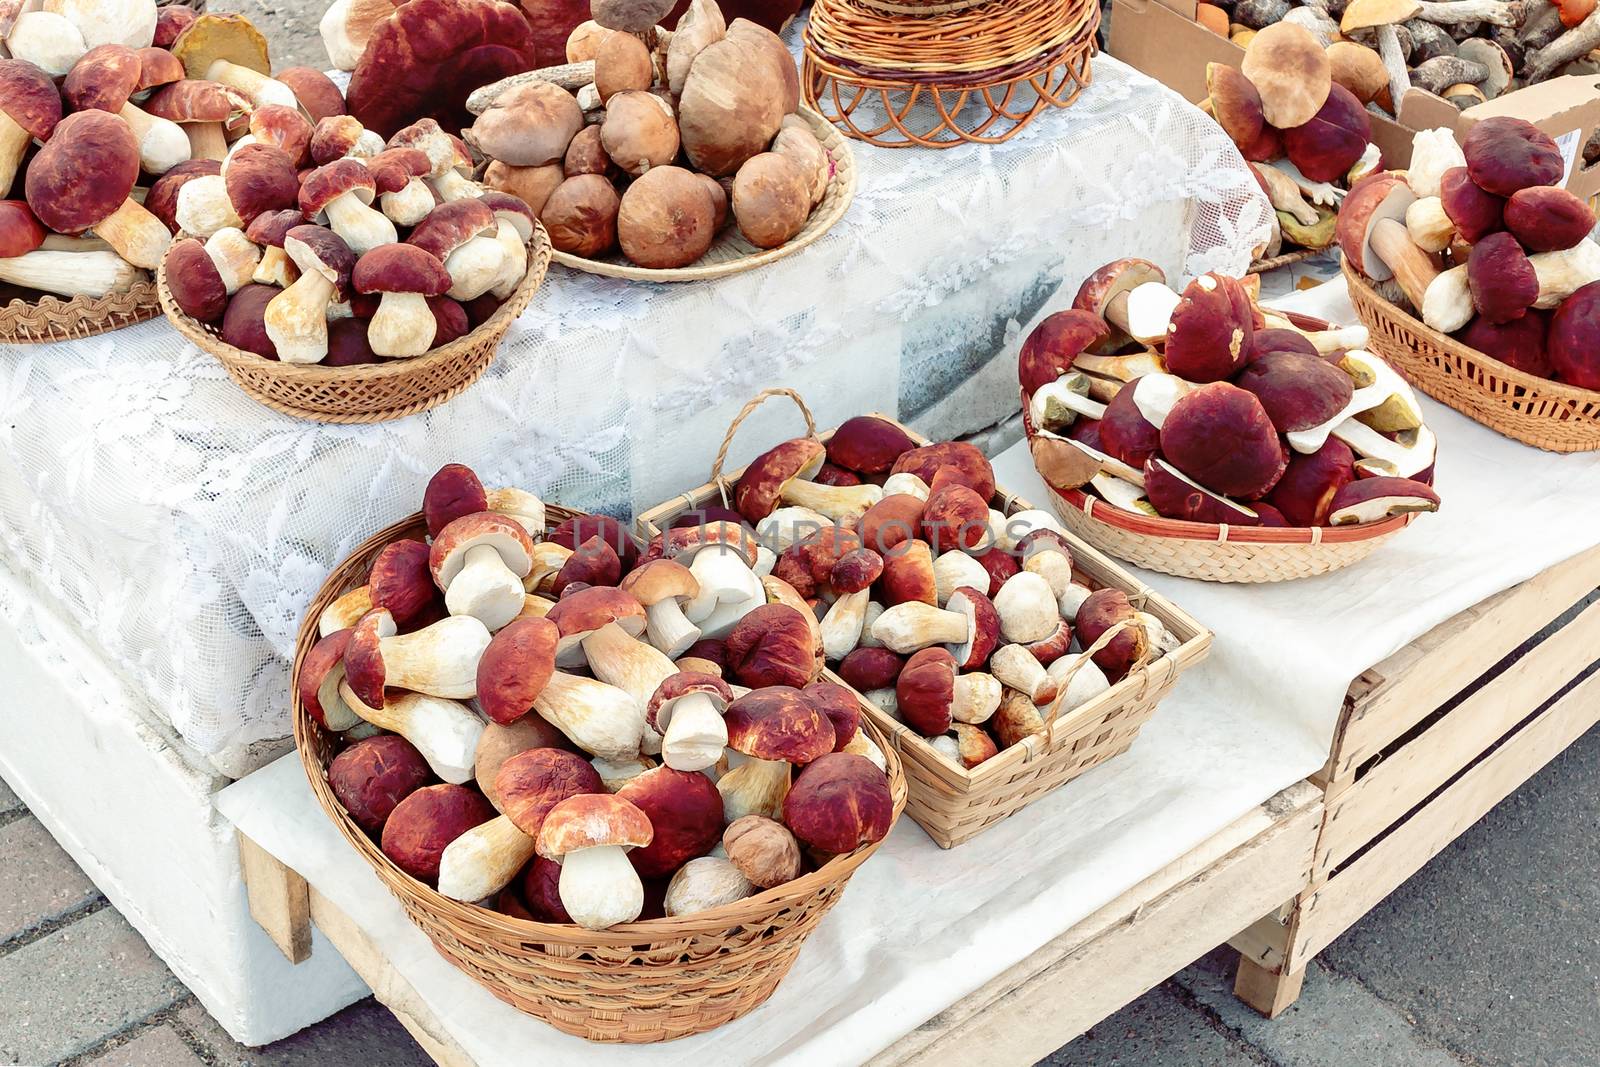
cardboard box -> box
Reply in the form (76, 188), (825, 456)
(1108, 0), (1600, 200)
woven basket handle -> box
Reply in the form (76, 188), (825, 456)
(709, 388), (819, 507)
(1039, 617), (1145, 727)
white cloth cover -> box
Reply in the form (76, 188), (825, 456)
(0, 56), (1271, 759)
(218, 279), (1600, 1067)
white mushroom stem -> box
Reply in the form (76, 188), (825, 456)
(525, 543), (572, 593)
(950, 673), (1003, 725)
(118, 102), (189, 175)
(253, 245), (297, 287)
(819, 588), (869, 661)
(841, 729), (888, 773)
(174, 174), (243, 239)
(581, 622), (676, 714)
(431, 170), (482, 202)
(932, 551), (988, 607)
(372, 615), (492, 699)
(318, 585), (372, 637)
(339, 682), (484, 783)
(871, 601), (969, 653)
(1375, 25), (1412, 118)
(756, 507), (831, 551)
(533, 671), (646, 760)
(443, 235), (505, 301)
(489, 218), (527, 301)
(683, 546), (758, 623)
(6, 11), (85, 77)
(1531, 241), (1600, 308)
(779, 479), (884, 524)
(185, 122), (228, 162)
(1058, 582), (1093, 622)
(323, 191), (398, 256)
(1421, 264), (1473, 334)
(437, 816), (535, 902)
(206, 59), (298, 108)
(881, 473), (930, 501)
(717, 757), (789, 823)
(0, 109), (29, 197)
(991, 645), (1058, 705)
(204, 228), (259, 294)
(443, 544), (526, 630)
(694, 586), (765, 641)
(559, 842), (644, 930)
(0, 249), (139, 298)
(265, 267), (334, 363)
(1046, 653), (1111, 715)
(660, 691), (727, 771)
(1023, 548), (1073, 599)
(1258, 313), (1369, 356)
(857, 600), (885, 649)
(380, 177), (434, 226)
(369, 291), (437, 359)
(1405, 197), (1455, 253)
(644, 595), (700, 657)
(89, 198), (169, 271)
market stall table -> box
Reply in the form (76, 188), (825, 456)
(0, 54), (1273, 1044)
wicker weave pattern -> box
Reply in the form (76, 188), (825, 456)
(636, 396), (1211, 849)
(1344, 259), (1600, 453)
(551, 109), (856, 282)
(294, 506), (906, 1042)
(803, 0), (1097, 148)
(0, 282), (160, 344)
(158, 226), (551, 423)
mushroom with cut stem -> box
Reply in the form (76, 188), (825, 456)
(735, 437), (884, 524)
(0, 200), (140, 297)
(818, 548), (883, 661)
(1327, 476), (1441, 524)
(480, 190), (537, 301)
(366, 146), (435, 227)
(537, 792), (654, 930)
(621, 559), (702, 657)
(408, 198), (504, 302)
(340, 682), (485, 785)
(354, 244), (451, 358)
(245, 209), (302, 288)
(344, 607), (493, 707)
(301, 159), (398, 257)
(646, 671), (734, 771)
(547, 588), (676, 735)
(389, 118), (482, 202)
(24, 110), (169, 269)
(896, 646), (1003, 733)
(263, 225), (356, 363)
(668, 522), (764, 631)
(990, 643), (1059, 706)
(0, 60), (61, 197)
(717, 687), (833, 823)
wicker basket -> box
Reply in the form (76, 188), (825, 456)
(636, 390), (1211, 849)
(158, 225), (551, 423)
(0, 282), (160, 345)
(1344, 259), (1600, 452)
(803, 0), (1096, 149)
(550, 108), (855, 282)
(294, 504), (906, 1042)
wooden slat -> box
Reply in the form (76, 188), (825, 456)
(1286, 669), (1600, 972)
(307, 889), (478, 1067)
(1319, 598), (1600, 872)
(872, 782), (1323, 1067)
(1233, 955), (1305, 1019)
(237, 832), (312, 965)
(1331, 545), (1600, 778)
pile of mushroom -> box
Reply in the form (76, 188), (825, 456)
(1022, 258), (1444, 528)
(1339, 119), (1600, 390)
(162, 94), (543, 363)
(1193, 0), (1599, 113)
(0, 9), (345, 302)
(304, 460), (895, 930)
(460, 0), (834, 269)
(1203, 23), (1384, 258)
(656, 417), (1178, 774)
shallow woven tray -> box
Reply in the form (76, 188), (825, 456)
(159, 225), (550, 423)
(637, 389), (1211, 848)
(1344, 258), (1600, 453)
(294, 504), (907, 1042)
(551, 108), (855, 282)
(0, 282), (160, 345)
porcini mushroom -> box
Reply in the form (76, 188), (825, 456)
(366, 147), (435, 227)
(0, 60), (61, 197)
(263, 225), (355, 363)
(345, 607), (493, 707)
(430, 512), (536, 630)
(537, 792), (654, 929)
(735, 437), (884, 524)
(818, 547), (883, 660)
(409, 198), (503, 302)
(382, 784), (494, 883)
(354, 244), (452, 358)
(717, 686), (833, 822)
(24, 109), (169, 269)
(1242, 22), (1333, 128)
(340, 683), (486, 785)
(646, 671), (734, 771)
(621, 559), (702, 657)
(143, 79), (249, 162)
(301, 158), (398, 256)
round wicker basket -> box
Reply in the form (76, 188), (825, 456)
(1343, 259), (1600, 453)
(158, 225), (551, 423)
(550, 108), (855, 282)
(293, 508), (907, 1043)
(0, 282), (160, 345)
(803, 0), (1096, 148)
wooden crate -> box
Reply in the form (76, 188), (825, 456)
(240, 782), (1322, 1065)
(1229, 545), (1600, 1016)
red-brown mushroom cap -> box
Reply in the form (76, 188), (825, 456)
(221, 284), (279, 359)
(135, 47), (182, 92)
(153, 4), (197, 48)
(1337, 171), (1416, 281)
(343, 608), (397, 709)
(1160, 382), (1287, 500)
(224, 143), (300, 226)
(354, 243), (452, 298)
(144, 79), (251, 123)
(328, 734), (432, 834)
(879, 539), (937, 606)
(1073, 258), (1167, 319)
(1017, 309), (1112, 396)
(829, 548), (883, 595)
(366, 147), (432, 195)
(1457, 310), (1551, 378)
(408, 197), (497, 262)
(801, 680), (861, 751)
(429, 296), (470, 346)
(896, 646), (955, 735)
(645, 671), (733, 734)
(62, 45), (142, 113)
(250, 105), (315, 168)
(724, 604), (818, 689)
(276, 67), (347, 123)
(1468, 232), (1538, 325)
(1281, 83), (1370, 184)
(284, 224), (357, 300)
(968, 545), (1020, 598)
(546, 587), (647, 664)
(1144, 457), (1265, 525)
(945, 586), (1000, 670)
(1464, 117), (1563, 197)
(1235, 351), (1356, 432)
(368, 538), (436, 626)
(520, 855), (570, 921)
(300, 157), (378, 221)
(734, 437), (826, 521)
(535, 792), (653, 859)
(552, 535), (622, 595)
(25, 110), (138, 235)
(496, 747), (604, 837)
(310, 115), (369, 164)
(814, 463), (862, 487)
(1548, 280), (1600, 390)
(1025, 617), (1074, 666)
(837, 646), (904, 693)
(1266, 439), (1355, 527)
(724, 685), (835, 762)
(1503, 186), (1594, 253)
(382, 784), (494, 882)
(476, 617), (558, 725)
(163, 238), (228, 322)
(826, 415), (917, 474)
(549, 514), (641, 571)
(783, 752), (893, 854)
(1326, 476), (1441, 525)
(616, 766), (724, 877)
(424, 463), (488, 538)
(620, 558), (699, 609)
(297, 627), (353, 730)
(1097, 383), (1161, 469)
(145, 159), (222, 234)
(1164, 272), (1255, 383)
(346, 0), (540, 139)
(430, 511), (535, 590)
(1075, 588), (1150, 682)
(920, 483), (990, 552)
(654, 520), (758, 569)
(889, 442), (995, 503)
(0, 59), (61, 141)
(1440, 166), (1505, 244)
(244, 208), (302, 250)
(1204, 64), (1264, 152)
(857, 494), (925, 556)
(479, 188), (538, 242)
(682, 638), (727, 672)
(0, 200), (45, 259)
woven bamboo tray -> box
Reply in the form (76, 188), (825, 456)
(637, 389), (1211, 849)
(158, 225), (550, 422)
(1343, 259), (1600, 453)
(802, 0), (1097, 148)
(551, 108), (855, 282)
(294, 504), (906, 1042)
(0, 282), (161, 345)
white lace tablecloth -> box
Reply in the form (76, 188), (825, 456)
(0, 55), (1271, 765)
